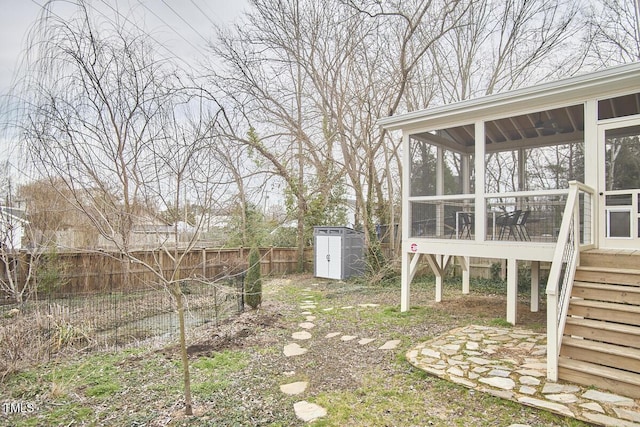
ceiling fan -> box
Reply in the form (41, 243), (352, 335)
(531, 112), (568, 134)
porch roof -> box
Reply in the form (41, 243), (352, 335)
(378, 62), (640, 145)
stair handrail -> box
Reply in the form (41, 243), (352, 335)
(545, 181), (595, 381)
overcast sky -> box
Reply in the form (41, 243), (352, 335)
(0, 0), (247, 96)
(0, 0), (247, 177)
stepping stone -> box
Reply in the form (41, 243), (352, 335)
(515, 369), (545, 377)
(517, 397), (573, 418)
(322, 307), (334, 311)
(325, 332), (340, 338)
(379, 340), (401, 350)
(468, 357), (492, 365)
(447, 366), (465, 377)
(519, 376), (540, 386)
(582, 413), (636, 427)
(479, 377), (516, 390)
(582, 389), (635, 406)
(519, 386), (536, 395)
(358, 303), (380, 308)
(341, 335), (357, 341)
(280, 381), (308, 395)
(488, 369), (511, 378)
(358, 338), (375, 345)
(466, 341), (479, 350)
(545, 393), (578, 404)
(542, 383), (579, 394)
(522, 362), (547, 370)
(421, 348), (441, 358)
(613, 407), (640, 423)
(298, 322), (315, 329)
(305, 315), (316, 322)
(341, 306), (354, 309)
(294, 401), (327, 422)
(292, 331), (312, 340)
(579, 402), (604, 414)
(300, 305), (316, 310)
(301, 311), (313, 315)
(284, 343), (308, 357)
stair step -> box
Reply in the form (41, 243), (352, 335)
(580, 251), (640, 270)
(572, 281), (640, 305)
(568, 299), (640, 326)
(574, 267), (640, 286)
(558, 358), (640, 398)
(564, 317), (640, 349)
(560, 336), (640, 374)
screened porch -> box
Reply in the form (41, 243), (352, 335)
(408, 103), (590, 245)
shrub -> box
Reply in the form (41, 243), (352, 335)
(36, 247), (68, 295)
(244, 247), (262, 309)
(490, 262), (503, 281)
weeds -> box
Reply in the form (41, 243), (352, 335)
(0, 275), (591, 427)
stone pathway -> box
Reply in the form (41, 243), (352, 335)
(280, 286), (400, 423)
(279, 285), (640, 425)
(407, 325), (640, 427)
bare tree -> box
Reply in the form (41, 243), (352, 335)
(21, 1), (230, 416)
(583, 0), (640, 66)
(206, 0), (469, 270)
(428, 0), (583, 103)
(206, 0), (349, 269)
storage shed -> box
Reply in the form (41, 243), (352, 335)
(313, 226), (365, 280)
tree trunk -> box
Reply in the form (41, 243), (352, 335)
(173, 283), (193, 415)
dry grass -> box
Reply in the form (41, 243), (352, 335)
(0, 274), (591, 426)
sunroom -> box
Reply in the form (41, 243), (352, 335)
(380, 62), (640, 386)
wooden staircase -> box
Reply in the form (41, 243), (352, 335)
(558, 250), (640, 398)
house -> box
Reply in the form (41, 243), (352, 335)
(379, 62), (640, 397)
(0, 206), (27, 250)
(95, 213), (176, 249)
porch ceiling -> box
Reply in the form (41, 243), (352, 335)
(413, 89), (640, 153)
(418, 104), (589, 151)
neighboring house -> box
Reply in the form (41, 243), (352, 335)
(54, 212), (178, 250)
(379, 62), (640, 396)
(0, 206), (27, 250)
(96, 213), (176, 249)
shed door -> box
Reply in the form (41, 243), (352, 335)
(316, 235), (342, 279)
(599, 119), (640, 249)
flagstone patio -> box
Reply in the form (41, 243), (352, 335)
(407, 325), (640, 427)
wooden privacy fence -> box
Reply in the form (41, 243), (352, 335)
(3, 247), (314, 296)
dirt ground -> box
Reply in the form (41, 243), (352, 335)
(153, 274), (574, 426)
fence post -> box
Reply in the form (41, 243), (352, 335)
(202, 248), (206, 278)
(236, 273), (245, 313)
(213, 285), (218, 327)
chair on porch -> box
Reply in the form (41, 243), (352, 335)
(449, 211), (473, 239)
(497, 210), (521, 240)
(515, 210), (531, 241)
(458, 212), (473, 239)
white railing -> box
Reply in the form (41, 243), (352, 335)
(545, 181), (596, 381)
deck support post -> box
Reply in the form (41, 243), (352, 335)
(507, 258), (518, 325)
(401, 251), (423, 312)
(458, 256), (470, 294)
(530, 261), (539, 312)
(426, 254), (450, 302)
